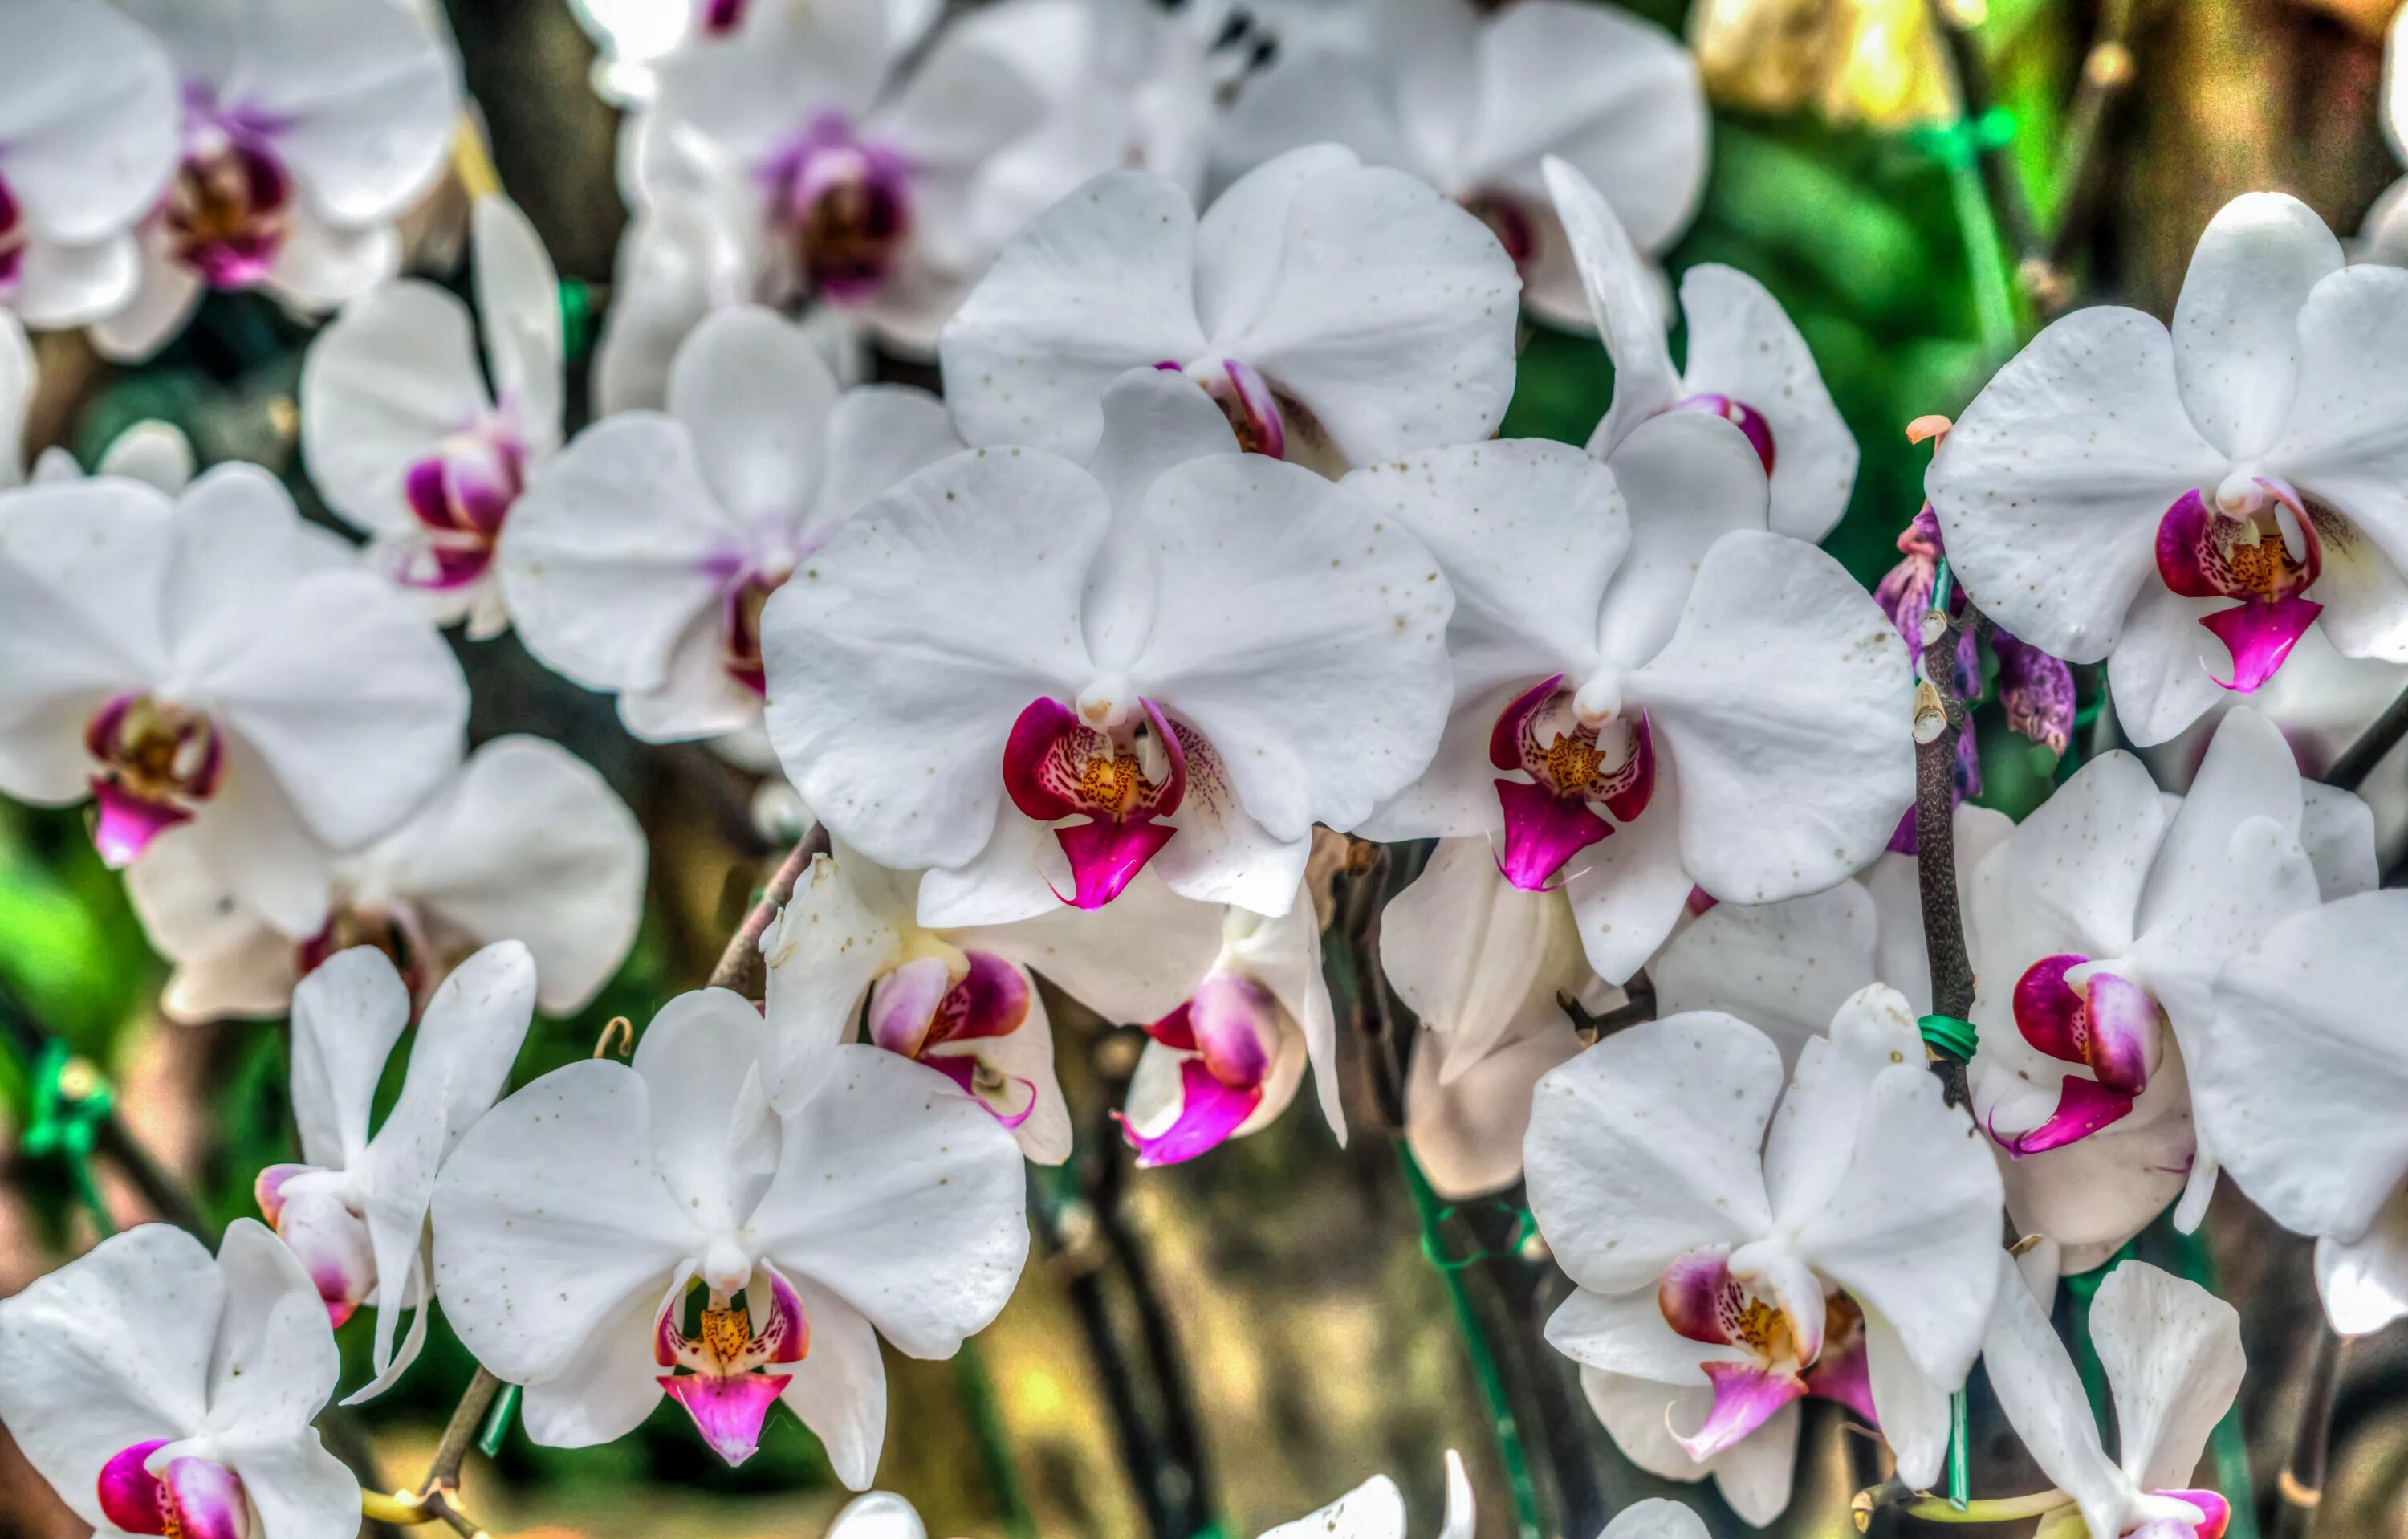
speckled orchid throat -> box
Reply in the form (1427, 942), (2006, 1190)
(84, 694), (222, 867)
(867, 950), (1038, 1126)
(701, 545), (795, 697)
(400, 428), (529, 592)
(2155, 475), (2327, 692)
(100, 1440), (249, 1539)
(1004, 691), (1187, 909)
(169, 88), (295, 289)
(654, 1264), (808, 1466)
(766, 112), (912, 305)
(1488, 673), (1654, 890)
(1995, 955), (2162, 1157)
(1657, 1245), (1874, 1459)
(254, 1164), (374, 1327)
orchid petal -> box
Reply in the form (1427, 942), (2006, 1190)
(775, 1272), (889, 1490)
(298, 279), (487, 539)
(289, 946), (410, 1170)
(1651, 881), (1880, 1069)
(1981, 1251), (2133, 1539)
(1591, 411), (1767, 675)
(761, 853), (905, 1117)
(1546, 1283), (1737, 1386)
(471, 195), (564, 450)
(1545, 156), (1679, 454)
(1861, 1303), (1950, 1488)
(670, 306), (840, 525)
(1679, 263), (1857, 543)
(1382, 837), (1592, 1083)
(1259, 1473), (1406, 1539)
(2260, 265), (2408, 603)
(0, 0), (177, 244)
(2315, 1186), (2408, 1336)
(2170, 193), (2342, 462)
(2091, 1260), (2245, 1496)
(1404, 1012), (1583, 1200)
(1580, 1367), (1800, 1526)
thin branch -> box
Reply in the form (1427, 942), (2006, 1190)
(1913, 602), (1987, 1108)
(1926, 2), (2040, 260)
(2272, 1328), (2348, 1539)
(2036, 0), (2140, 307)
(706, 824), (829, 995)
(1330, 837), (1410, 1131)
(2324, 686), (2408, 792)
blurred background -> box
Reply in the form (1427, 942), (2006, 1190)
(5, 2), (2408, 1537)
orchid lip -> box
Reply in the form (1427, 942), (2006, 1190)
(1192, 358), (1287, 459)
(1003, 694), (1188, 909)
(398, 431), (528, 593)
(98, 1441), (250, 1539)
(2154, 485), (2325, 693)
(871, 954), (1039, 1131)
(1671, 392), (1777, 476)
(1114, 1056), (1262, 1168)
(165, 130), (293, 290)
(84, 694), (224, 866)
(654, 1267), (811, 1466)
(766, 112), (913, 305)
(1487, 675), (1655, 890)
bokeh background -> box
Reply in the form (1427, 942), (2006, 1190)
(6, 2), (2408, 1537)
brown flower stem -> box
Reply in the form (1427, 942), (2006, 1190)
(1913, 601), (1987, 1108)
(2272, 1327), (2348, 1539)
(706, 824), (829, 995)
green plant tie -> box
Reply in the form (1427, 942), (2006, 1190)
(21, 1041), (116, 1235)
(1920, 1015), (1979, 1063)
(1419, 1199), (1536, 1272)
(477, 1382), (520, 1460)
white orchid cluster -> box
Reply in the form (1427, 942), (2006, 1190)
(1, 2), (2406, 1539)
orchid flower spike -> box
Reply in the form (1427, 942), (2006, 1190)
(1983, 1257), (2243, 1539)
(126, 735), (645, 1024)
(0, 465), (468, 934)
(1215, 0), (1706, 333)
(1377, 836), (1607, 1199)
(757, 848), (1222, 1163)
(939, 143), (1521, 473)
(1961, 707), (2361, 1272)
(0, 0), (180, 329)
(593, 0), (1085, 406)
(0, 1221), (356, 1539)
(1526, 988), (2005, 1524)
(431, 988), (1029, 1481)
(502, 303), (961, 742)
(764, 367), (1456, 924)
(301, 196), (563, 638)
(1927, 193), (2408, 745)
(1548, 156), (1857, 543)
(1119, 884), (1343, 1167)
(1343, 424), (1914, 985)
(257, 943), (535, 1401)
(2186, 886), (2408, 1334)
(95, 0), (461, 361)
(0, 309), (193, 491)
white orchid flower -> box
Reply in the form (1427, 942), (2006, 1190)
(1118, 883), (1343, 1167)
(430, 988), (1028, 1482)
(1214, 0), (1704, 334)
(591, 0), (1072, 401)
(300, 196), (562, 638)
(254, 943), (534, 1402)
(502, 303), (959, 742)
(94, 0), (460, 361)
(764, 366), (1455, 924)
(0, 465), (467, 934)
(0, 0), (181, 329)
(0, 309), (193, 491)
(567, 0), (940, 107)
(125, 734), (645, 1024)
(1928, 193), (2408, 746)
(1342, 424), (1914, 985)
(0, 1221), (356, 1539)
(1962, 709), (2345, 1269)
(1547, 156), (1858, 543)
(1982, 1258), (2241, 1539)
(757, 849), (1222, 1163)
(938, 143), (1521, 473)
(1526, 989), (2004, 1524)
(2186, 886), (2408, 1334)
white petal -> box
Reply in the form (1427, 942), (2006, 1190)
(430, 1060), (702, 1386)
(1994, 1062), (2194, 1268)
(498, 411), (738, 697)
(668, 305), (839, 524)
(2264, 264), (2408, 572)
(1862, 1304), (1950, 1490)
(912, 799), (1065, 930)
(1383, 837), (1591, 1081)
(96, 422), (196, 495)
(0, 311), (26, 487)
(1438, 1449), (1477, 1539)
(651, 0), (885, 159)
(752, 1046), (1028, 1358)
(1084, 367), (1240, 519)
(1524, 1012), (1781, 1293)
(1543, 156), (1681, 455)
(1963, 751), (2164, 997)
(1190, 144), (1361, 345)
(0, 0), (179, 243)
(1926, 306), (2225, 662)
(206, 1219), (341, 1438)
(289, 946), (410, 1170)
(1629, 531), (1914, 904)
(2170, 193), (2343, 462)
(125, 829), (299, 1023)
(1561, 745), (1694, 985)
(517, 1271), (686, 1448)
(1598, 1499), (1710, 1539)
(1651, 881), (1879, 1070)
(862, 0), (1051, 172)
(0, 1224), (216, 1529)
(1788, 1065), (2003, 1390)
(1593, 413), (1769, 674)
(471, 195), (564, 447)
(1404, 1013), (1583, 1200)
(828, 1491), (926, 1539)
(270, 210), (403, 311)
(1340, 438), (1624, 709)
(208, 0), (458, 225)
(1135, 454), (1456, 837)
(1544, 1285), (1733, 1384)
(1761, 983), (1926, 1224)
(590, 196), (754, 417)
(2189, 890), (2408, 1241)
(760, 854), (903, 1116)
(184, 734), (339, 940)
(2102, 579), (2226, 748)
(950, 869), (1225, 1023)
(1678, 263), (1858, 544)
(1580, 1367), (1799, 1526)
(811, 386), (967, 537)
(1208, 161), (1521, 465)
(299, 279), (487, 537)
(363, 735), (646, 1013)
(632, 988), (776, 1230)
(1261, 1474), (1405, 1539)
(2316, 1186), (2408, 1335)
(775, 1274), (889, 1489)
(1981, 1250), (2131, 1539)
(2300, 782), (2378, 901)
(1451, 2), (1705, 251)
(762, 447), (1101, 870)
(938, 169), (1209, 458)
(13, 234), (144, 331)
(2090, 1260), (2244, 1495)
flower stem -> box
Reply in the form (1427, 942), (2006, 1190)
(1923, 3), (2024, 360)
(2272, 1326), (2347, 1539)
(706, 824), (829, 995)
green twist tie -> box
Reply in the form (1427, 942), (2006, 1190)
(22, 1041), (112, 1160)
(1909, 107), (2019, 168)
(1420, 1199), (1536, 1272)
(1920, 1014), (1979, 1063)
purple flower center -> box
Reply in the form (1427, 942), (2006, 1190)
(99, 1443), (249, 1539)
(83, 694), (224, 867)
(0, 175), (25, 294)
(1462, 190), (1537, 269)
(1653, 1248), (1874, 1459)
(165, 109), (294, 290)
(766, 113), (913, 305)
(400, 430), (527, 592)
(654, 1268), (810, 1467)
(1003, 694), (1189, 909)
(1115, 974), (1283, 1168)
(1487, 674), (1655, 890)
(2154, 483), (2325, 693)
(868, 953), (1039, 1128)
(1992, 954), (2160, 1156)
(1672, 392), (1777, 476)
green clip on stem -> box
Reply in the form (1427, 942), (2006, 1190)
(22, 1040), (117, 1236)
